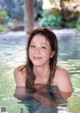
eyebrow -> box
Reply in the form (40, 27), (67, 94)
(30, 42), (48, 46)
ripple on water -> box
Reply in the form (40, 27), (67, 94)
(0, 32), (80, 113)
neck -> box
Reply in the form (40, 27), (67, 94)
(33, 65), (50, 78)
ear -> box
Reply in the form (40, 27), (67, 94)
(50, 51), (55, 58)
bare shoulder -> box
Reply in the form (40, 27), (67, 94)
(55, 66), (70, 77)
(14, 65), (25, 76)
(14, 65), (26, 87)
(16, 65), (26, 70)
(54, 65), (73, 92)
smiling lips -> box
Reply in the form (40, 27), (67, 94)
(33, 56), (42, 60)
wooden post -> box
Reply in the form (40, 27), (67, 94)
(24, 0), (34, 34)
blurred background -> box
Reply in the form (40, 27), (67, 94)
(0, 0), (80, 32)
(0, 0), (80, 113)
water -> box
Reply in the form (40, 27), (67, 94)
(0, 32), (80, 113)
(59, 37), (80, 60)
(0, 34), (26, 69)
(58, 36), (80, 76)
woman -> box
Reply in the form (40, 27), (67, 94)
(14, 27), (73, 113)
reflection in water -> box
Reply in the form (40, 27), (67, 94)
(0, 34), (80, 113)
(14, 84), (68, 113)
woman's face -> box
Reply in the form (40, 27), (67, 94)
(29, 34), (54, 67)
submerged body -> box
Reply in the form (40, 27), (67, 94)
(14, 27), (73, 113)
(14, 84), (67, 113)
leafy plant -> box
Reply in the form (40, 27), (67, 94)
(68, 21), (77, 28)
(39, 10), (62, 27)
(0, 25), (7, 32)
(0, 8), (7, 23)
(76, 21), (80, 29)
(40, 14), (62, 27)
(67, 21), (80, 29)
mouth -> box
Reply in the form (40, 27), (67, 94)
(33, 56), (42, 60)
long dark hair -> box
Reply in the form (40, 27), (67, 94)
(25, 27), (58, 89)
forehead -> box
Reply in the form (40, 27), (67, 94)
(31, 34), (49, 44)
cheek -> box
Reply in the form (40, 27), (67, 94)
(40, 50), (47, 55)
(42, 50), (51, 58)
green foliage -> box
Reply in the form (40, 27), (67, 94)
(76, 21), (80, 29)
(0, 8), (7, 23)
(41, 15), (62, 26)
(68, 21), (77, 28)
(0, 25), (7, 32)
(40, 13), (62, 27)
(67, 21), (80, 29)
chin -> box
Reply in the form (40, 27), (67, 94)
(32, 61), (43, 66)
(33, 64), (42, 67)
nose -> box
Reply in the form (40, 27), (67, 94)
(34, 47), (40, 54)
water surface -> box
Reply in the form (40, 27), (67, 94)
(0, 32), (80, 113)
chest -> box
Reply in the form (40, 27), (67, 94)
(34, 77), (48, 84)
(34, 76), (57, 86)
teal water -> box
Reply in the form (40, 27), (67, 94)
(0, 33), (80, 113)
(58, 36), (80, 76)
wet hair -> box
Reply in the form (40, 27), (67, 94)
(25, 27), (58, 89)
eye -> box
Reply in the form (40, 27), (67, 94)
(30, 45), (35, 48)
(41, 46), (47, 49)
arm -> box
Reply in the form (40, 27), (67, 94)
(32, 86), (58, 107)
(14, 66), (26, 87)
(13, 66), (26, 100)
(54, 67), (73, 99)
